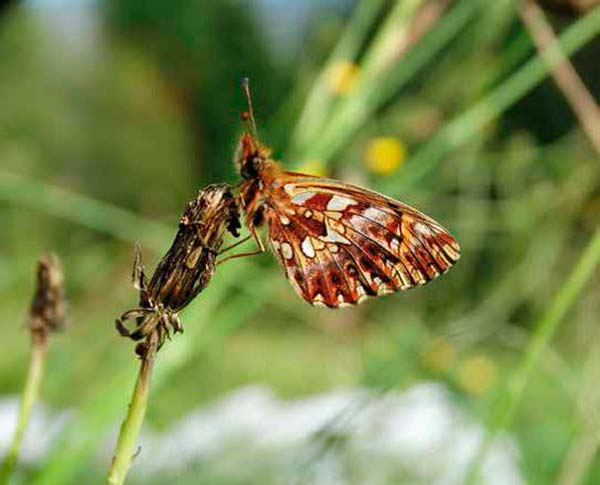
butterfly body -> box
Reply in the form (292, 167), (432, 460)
(235, 131), (460, 308)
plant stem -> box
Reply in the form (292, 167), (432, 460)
(290, 0), (387, 154)
(107, 335), (158, 485)
(466, 227), (600, 484)
(392, 3), (600, 191)
(0, 332), (48, 484)
(519, 0), (600, 156)
(305, 0), (481, 165)
(0, 171), (168, 250)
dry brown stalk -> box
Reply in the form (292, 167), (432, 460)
(0, 254), (67, 484)
(519, 0), (600, 156)
(107, 183), (241, 485)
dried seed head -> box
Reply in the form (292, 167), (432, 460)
(147, 183), (240, 312)
(28, 254), (67, 338)
(117, 183), (241, 350)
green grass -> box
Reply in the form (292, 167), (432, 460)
(0, 1), (599, 483)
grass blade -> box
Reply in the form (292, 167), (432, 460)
(392, 3), (600, 191)
(467, 227), (600, 483)
(291, 0), (387, 153)
(304, 0), (481, 165)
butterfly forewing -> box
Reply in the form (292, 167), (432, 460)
(261, 173), (460, 307)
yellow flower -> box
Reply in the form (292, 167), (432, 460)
(297, 159), (328, 177)
(364, 137), (406, 175)
(328, 61), (359, 94)
(422, 336), (455, 372)
(457, 354), (498, 396)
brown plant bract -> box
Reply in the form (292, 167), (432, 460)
(116, 183), (240, 355)
(28, 254), (67, 343)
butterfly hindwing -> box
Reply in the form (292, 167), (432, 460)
(262, 174), (460, 307)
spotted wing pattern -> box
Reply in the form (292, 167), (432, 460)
(263, 174), (460, 307)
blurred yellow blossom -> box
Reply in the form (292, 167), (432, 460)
(297, 159), (328, 177)
(364, 137), (406, 175)
(457, 354), (498, 396)
(328, 61), (359, 94)
(422, 336), (455, 372)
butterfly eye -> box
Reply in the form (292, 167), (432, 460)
(240, 162), (253, 180)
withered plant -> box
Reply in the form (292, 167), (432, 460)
(0, 255), (67, 484)
(107, 183), (240, 485)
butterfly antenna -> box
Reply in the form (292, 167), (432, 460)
(241, 77), (258, 139)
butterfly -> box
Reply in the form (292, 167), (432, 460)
(222, 79), (460, 308)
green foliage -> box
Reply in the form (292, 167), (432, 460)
(0, 1), (599, 483)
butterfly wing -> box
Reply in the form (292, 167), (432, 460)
(262, 173), (460, 307)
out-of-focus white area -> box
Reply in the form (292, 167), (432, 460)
(0, 383), (523, 484)
(0, 399), (71, 464)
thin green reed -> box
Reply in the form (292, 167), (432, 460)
(301, 0), (483, 166)
(390, 3), (600, 192)
(0, 172), (168, 249)
(291, 0), (387, 154)
(467, 227), (600, 483)
(1, 3), (598, 484)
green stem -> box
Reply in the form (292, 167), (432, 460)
(107, 337), (158, 485)
(290, 0), (387, 154)
(395, 3), (600, 190)
(306, 0), (480, 165)
(0, 171), (168, 250)
(466, 227), (600, 484)
(0, 333), (48, 485)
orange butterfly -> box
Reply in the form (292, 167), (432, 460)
(223, 79), (460, 308)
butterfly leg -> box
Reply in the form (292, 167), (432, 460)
(218, 234), (253, 254)
(216, 226), (265, 265)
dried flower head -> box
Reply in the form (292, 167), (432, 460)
(116, 183), (241, 353)
(28, 254), (67, 340)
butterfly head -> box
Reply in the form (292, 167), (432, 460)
(235, 132), (272, 180)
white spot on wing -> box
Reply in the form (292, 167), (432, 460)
(312, 294), (327, 307)
(326, 195), (357, 211)
(415, 222), (430, 236)
(377, 284), (394, 296)
(301, 237), (315, 258)
(283, 184), (296, 196)
(281, 242), (293, 260)
(349, 215), (370, 233)
(280, 215), (291, 225)
(336, 294), (352, 308)
(392, 263), (412, 289)
(291, 192), (316, 205)
(443, 244), (460, 261)
(320, 220), (351, 245)
(363, 207), (388, 223)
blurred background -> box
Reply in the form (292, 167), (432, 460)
(0, 0), (599, 483)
